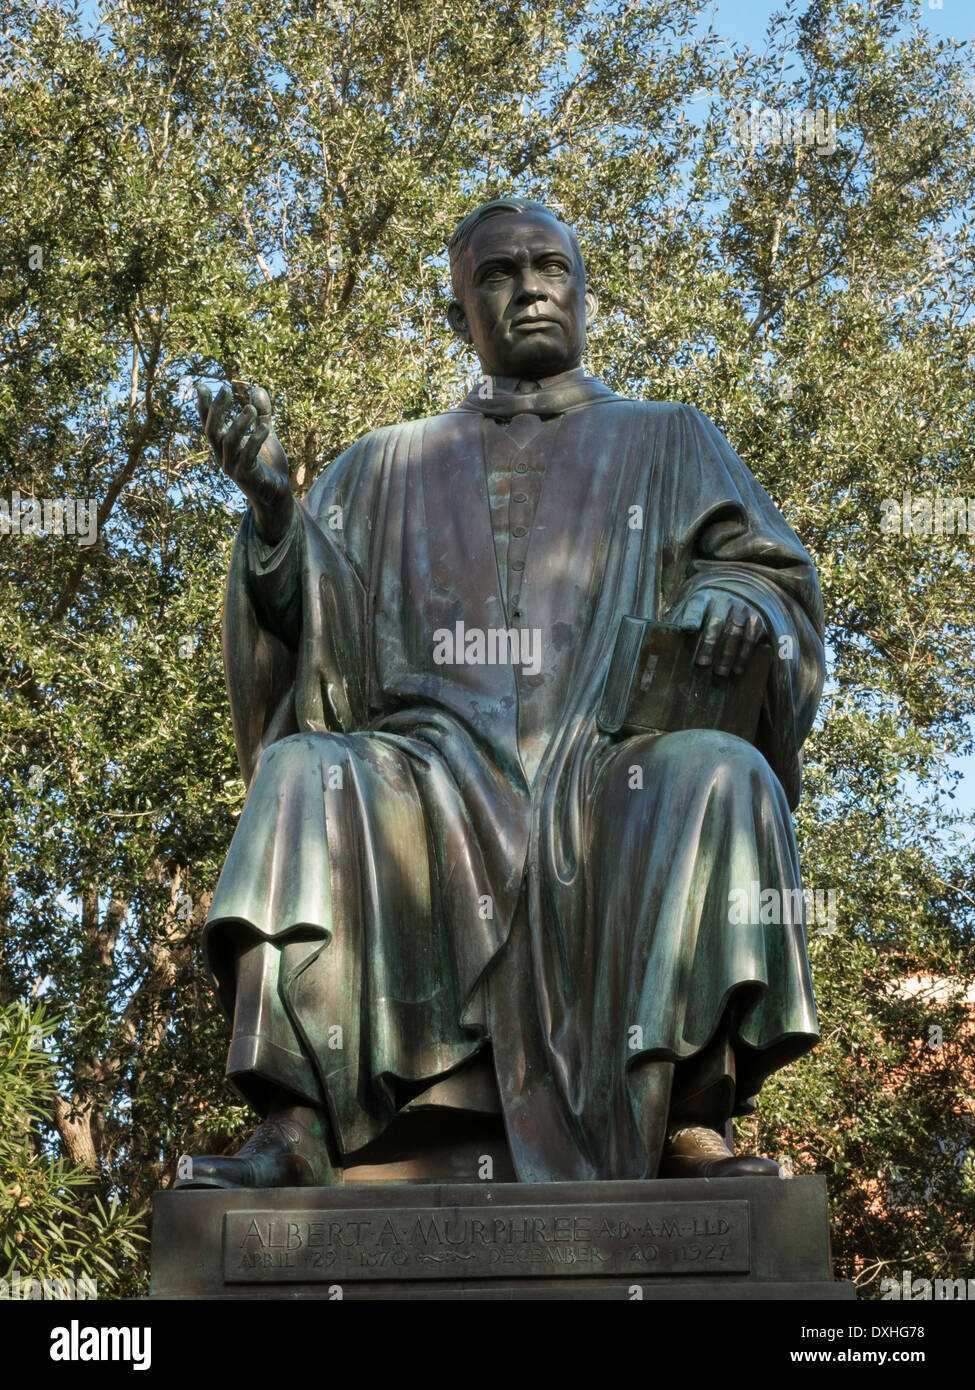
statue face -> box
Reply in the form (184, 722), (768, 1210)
(448, 211), (597, 378)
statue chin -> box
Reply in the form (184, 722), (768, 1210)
(488, 343), (578, 381)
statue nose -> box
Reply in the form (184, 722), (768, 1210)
(517, 272), (548, 300)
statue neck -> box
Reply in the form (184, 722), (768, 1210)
(456, 366), (620, 419)
(490, 365), (589, 395)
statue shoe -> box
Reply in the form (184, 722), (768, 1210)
(659, 1125), (780, 1179)
(174, 1114), (335, 1189)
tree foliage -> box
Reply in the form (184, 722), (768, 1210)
(1, 0), (974, 1293)
(0, 1002), (145, 1295)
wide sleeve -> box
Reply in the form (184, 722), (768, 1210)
(660, 405), (826, 807)
(221, 440), (373, 788)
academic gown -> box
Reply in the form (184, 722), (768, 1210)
(202, 369), (825, 1181)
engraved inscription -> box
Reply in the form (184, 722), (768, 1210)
(223, 1201), (750, 1282)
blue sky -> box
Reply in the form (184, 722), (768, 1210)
(711, 0), (968, 49)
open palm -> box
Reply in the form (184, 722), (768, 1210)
(197, 383), (294, 544)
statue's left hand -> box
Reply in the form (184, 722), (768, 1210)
(668, 587), (768, 677)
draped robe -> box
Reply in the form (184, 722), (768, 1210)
(203, 371), (825, 1181)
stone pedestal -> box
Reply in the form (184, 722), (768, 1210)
(150, 1175), (854, 1300)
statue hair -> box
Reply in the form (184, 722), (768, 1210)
(448, 197), (586, 299)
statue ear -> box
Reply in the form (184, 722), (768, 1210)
(447, 300), (473, 345)
(584, 289), (599, 326)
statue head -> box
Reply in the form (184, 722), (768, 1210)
(446, 197), (598, 379)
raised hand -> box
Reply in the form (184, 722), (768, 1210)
(197, 383), (294, 545)
(669, 587), (768, 677)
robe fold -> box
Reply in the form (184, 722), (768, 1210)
(203, 375), (825, 1180)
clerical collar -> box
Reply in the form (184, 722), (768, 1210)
(454, 365), (622, 419)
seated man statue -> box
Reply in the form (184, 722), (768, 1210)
(180, 197), (824, 1190)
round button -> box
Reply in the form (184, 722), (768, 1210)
(512, 525), (528, 537)
(514, 462), (528, 473)
(511, 560), (525, 571)
(513, 492), (528, 504)
(512, 610), (523, 621)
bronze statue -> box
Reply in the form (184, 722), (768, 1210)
(179, 197), (824, 1189)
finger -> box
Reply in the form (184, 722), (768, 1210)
(196, 384), (211, 427)
(223, 403), (256, 459)
(259, 427), (288, 477)
(251, 385), (273, 420)
(694, 606), (725, 667)
(676, 595), (709, 631)
(239, 421), (271, 483)
(733, 612), (766, 675)
(211, 383), (232, 419)
(220, 405), (256, 477)
(207, 384), (233, 449)
(714, 608), (748, 677)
